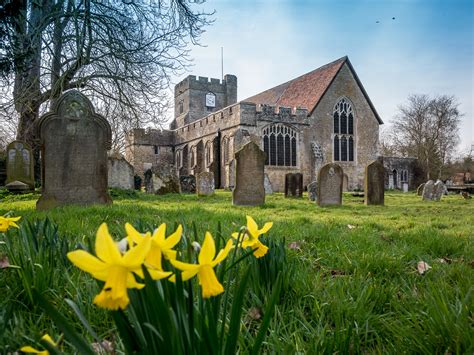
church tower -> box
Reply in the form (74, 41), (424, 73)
(171, 74), (237, 129)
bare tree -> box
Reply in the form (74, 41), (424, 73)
(389, 94), (462, 180)
(0, 0), (212, 148)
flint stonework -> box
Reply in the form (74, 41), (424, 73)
(6, 141), (34, 190)
(232, 142), (265, 206)
(36, 90), (112, 210)
(196, 172), (215, 196)
(317, 163), (343, 206)
(364, 160), (385, 205)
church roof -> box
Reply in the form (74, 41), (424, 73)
(245, 56), (383, 124)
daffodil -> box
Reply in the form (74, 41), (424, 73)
(170, 232), (233, 298)
(67, 223), (151, 310)
(0, 215), (21, 232)
(20, 333), (57, 354)
(232, 216), (273, 258)
(125, 223), (181, 279)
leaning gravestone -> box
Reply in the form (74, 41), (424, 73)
(36, 90), (112, 210)
(422, 180), (435, 201)
(317, 163), (343, 207)
(364, 160), (384, 205)
(285, 173), (303, 198)
(196, 172), (215, 196)
(417, 183), (425, 196)
(152, 170), (179, 195)
(5, 140), (34, 191)
(308, 181), (318, 202)
(264, 173), (273, 194)
(232, 142), (265, 206)
(432, 180), (445, 201)
(180, 175), (196, 193)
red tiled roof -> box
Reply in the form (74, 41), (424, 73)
(244, 56), (383, 124)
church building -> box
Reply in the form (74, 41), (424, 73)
(125, 56), (383, 192)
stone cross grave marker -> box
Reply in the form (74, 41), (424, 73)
(308, 181), (318, 202)
(264, 173), (273, 194)
(5, 140), (34, 191)
(422, 180), (435, 201)
(36, 90), (112, 210)
(179, 175), (196, 193)
(285, 173), (303, 198)
(317, 163), (343, 207)
(364, 160), (385, 205)
(196, 171), (215, 196)
(232, 142), (265, 206)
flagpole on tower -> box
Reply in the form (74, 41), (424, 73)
(221, 47), (224, 81)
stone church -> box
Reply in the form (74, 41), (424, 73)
(125, 56), (383, 192)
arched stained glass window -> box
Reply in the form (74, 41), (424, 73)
(333, 98), (355, 162)
(262, 124), (297, 167)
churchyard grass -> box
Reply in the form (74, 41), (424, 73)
(1, 190), (473, 353)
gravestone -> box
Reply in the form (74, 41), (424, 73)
(417, 183), (425, 196)
(308, 181), (318, 202)
(232, 142), (265, 206)
(152, 170), (179, 195)
(5, 141), (34, 190)
(228, 159), (236, 190)
(364, 160), (385, 205)
(285, 173), (303, 198)
(402, 182), (409, 193)
(196, 172), (215, 196)
(422, 180), (435, 201)
(432, 180), (445, 201)
(317, 163), (343, 207)
(179, 175), (196, 193)
(144, 169), (153, 193)
(134, 175), (142, 190)
(264, 173), (273, 194)
(108, 156), (134, 190)
(36, 90), (112, 210)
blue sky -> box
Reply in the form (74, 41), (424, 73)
(173, 0), (473, 153)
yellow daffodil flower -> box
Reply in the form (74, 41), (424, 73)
(170, 232), (233, 298)
(125, 223), (181, 279)
(0, 216), (21, 232)
(20, 333), (57, 354)
(232, 216), (273, 258)
(67, 223), (151, 310)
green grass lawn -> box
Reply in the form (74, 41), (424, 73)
(1, 190), (473, 353)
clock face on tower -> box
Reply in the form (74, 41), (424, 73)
(205, 92), (216, 108)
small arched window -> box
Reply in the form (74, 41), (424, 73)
(262, 124), (297, 167)
(333, 98), (355, 162)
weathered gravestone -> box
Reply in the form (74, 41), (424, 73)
(144, 169), (153, 193)
(232, 142), (265, 206)
(179, 175), (196, 193)
(228, 159), (235, 190)
(417, 183), (425, 196)
(5, 141), (34, 191)
(108, 156), (134, 190)
(264, 173), (273, 194)
(364, 160), (385, 205)
(422, 180), (435, 201)
(432, 180), (445, 201)
(134, 175), (142, 190)
(36, 90), (112, 210)
(402, 182), (409, 193)
(196, 172), (215, 196)
(152, 170), (179, 195)
(285, 173), (303, 198)
(308, 181), (318, 202)
(317, 163), (343, 207)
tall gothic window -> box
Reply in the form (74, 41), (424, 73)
(263, 124), (297, 167)
(333, 98), (355, 162)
